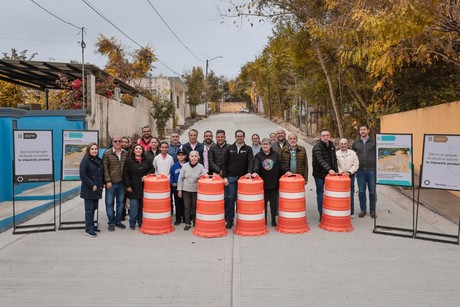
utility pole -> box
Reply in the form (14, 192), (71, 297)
(80, 27), (86, 110)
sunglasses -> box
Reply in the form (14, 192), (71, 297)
(113, 140), (122, 143)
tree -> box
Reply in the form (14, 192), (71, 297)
(205, 70), (223, 104)
(96, 34), (156, 86)
(183, 66), (205, 116)
(0, 49), (37, 108)
(149, 91), (175, 139)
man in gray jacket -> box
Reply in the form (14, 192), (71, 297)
(352, 125), (377, 218)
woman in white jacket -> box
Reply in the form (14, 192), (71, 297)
(336, 139), (359, 217)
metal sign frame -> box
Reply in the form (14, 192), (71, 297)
(58, 130), (99, 230)
(373, 133), (415, 239)
(12, 129), (56, 234)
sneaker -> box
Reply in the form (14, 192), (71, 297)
(115, 223), (126, 229)
(130, 225), (135, 230)
(351, 214), (355, 219)
(85, 232), (97, 238)
(108, 225), (115, 232)
(94, 228), (101, 232)
(359, 211), (366, 218)
(174, 221), (181, 226)
(370, 211), (377, 218)
(184, 224), (191, 231)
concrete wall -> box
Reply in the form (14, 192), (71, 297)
(86, 94), (158, 147)
(220, 102), (246, 113)
(380, 101), (460, 177)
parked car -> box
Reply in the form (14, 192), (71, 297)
(240, 107), (249, 113)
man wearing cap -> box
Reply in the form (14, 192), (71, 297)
(170, 148), (187, 225)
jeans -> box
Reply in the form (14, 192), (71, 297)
(129, 198), (143, 228)
(84, 199), (98, 233)
(349, 174), (355, 215)
(105, 182), (125, 226)
(314, 177), (325, 214)
(225, 176), (238, 222)
(356, 169), (376, 212)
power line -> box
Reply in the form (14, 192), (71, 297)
(81, 0), (142, 48)
(81, 0), (181, 76)
(30, 0), (80, 30)
(145, 0), (204, 62)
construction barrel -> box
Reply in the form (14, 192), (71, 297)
(234, 176), (268, 236)
(193, 175), (228, 238)
(319, 174), (354, 232)
(140, 174), (175, 235)
(276, 174), (310, 234)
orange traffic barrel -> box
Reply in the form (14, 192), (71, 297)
(319, 174), (353, 232)
(276, 174), (309, 234)
(140, 174), (175, 235)
(193, 175), (228, 238)
(234, 177), (268, 236)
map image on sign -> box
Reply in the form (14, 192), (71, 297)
(378, 148), (411, 173)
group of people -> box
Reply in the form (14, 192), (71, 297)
(79, 124), (376, 238)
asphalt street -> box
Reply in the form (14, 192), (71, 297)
(0, 113), (459, 307)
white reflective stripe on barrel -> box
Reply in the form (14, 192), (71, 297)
(278, 210), (306, 218)
(324, 190), (350, 198)
(323, 208), (351, 217)
(197, 193), (224, 201)
(196, 212), (225, 221)
(144, 191), (170, 199)
(237, 193), (264, 201)
(143, 211), (171, 219)
(237, 212), (265, 221)
(279, 191), (305, 199)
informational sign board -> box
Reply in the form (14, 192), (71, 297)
(376, 133), (413, 187)
(421, 134), (460, 191)
(62, 130), (99, 181)
(13, 130), (53, 183)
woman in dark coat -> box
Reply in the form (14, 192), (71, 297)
(80, 142), (104, 238)
(123, 144), (155, 230)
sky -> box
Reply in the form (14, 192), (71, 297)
(0, 0), (273, 79)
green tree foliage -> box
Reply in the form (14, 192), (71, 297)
(183, 66), (205, 114)
(150, 91), (175, 139)
(205, 70), (223, 104)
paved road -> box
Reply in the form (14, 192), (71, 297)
(0, 114), (459, 306)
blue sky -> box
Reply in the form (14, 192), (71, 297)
(0, 0), (273, 78)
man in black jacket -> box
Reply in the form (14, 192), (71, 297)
(222, 129), (254, 229)
(182, 129), (204, 164)
(312, 129), (338, 221)
(208, 130), (229, 176)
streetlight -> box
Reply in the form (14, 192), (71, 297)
(205, 56), (223, 77)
